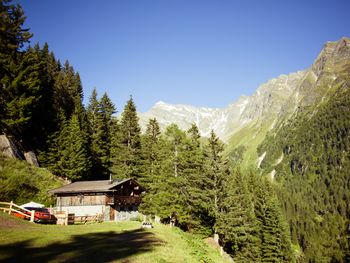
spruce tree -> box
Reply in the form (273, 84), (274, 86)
(204, 130), (229, 233)
(181, 123), (211, 233)
(139, 118), (165, 216)
(44, 111), (91, 181)
(87, 89), (114, 178)
(59, 114), (91, 181)
(111, 96), (142, 179)
(141, 118), (161, 185)
(0, 0), (32, 105)
(216, 169), (261, 262)
(163, 124), (186, 178)
(253, 176), (293, 262)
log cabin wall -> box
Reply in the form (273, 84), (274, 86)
(57, 194), (107, 206)
(51, 178), (144, 221)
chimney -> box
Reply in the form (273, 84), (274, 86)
(109, 174), (112, 184)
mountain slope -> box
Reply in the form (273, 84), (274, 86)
(257, 80), (350, 262)
(139, 37), (350, 170)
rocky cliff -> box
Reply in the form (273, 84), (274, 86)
(138, 37), (350, 146)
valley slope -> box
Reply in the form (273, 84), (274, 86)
(139, 37), (350, 168)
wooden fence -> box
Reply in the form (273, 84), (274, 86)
(1, 201), (103, 225)
(0, 201), (35, 222)
(54, 211), (103, 225)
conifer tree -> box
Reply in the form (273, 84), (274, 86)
(44, 112), (91, 181)
(181, 123), (210, 233)
(252, 176), (293, 262)
(0, 0), (32, 102)
(144, 124), (188, 225)
(53, 60), (83, 120)
(59, 114), (91, 181)
(141, 118), (161, 185)
(163, 124), (186, 178)
(111, 96), (141, 179)
(0, 46), (43, 139)
(139, 118), (165, 216)
(204, 131), (229, 233)
(87, 89), (114, 178)
(216, 170), (261, 262)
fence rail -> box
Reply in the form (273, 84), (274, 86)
(0, 201), (35, 222)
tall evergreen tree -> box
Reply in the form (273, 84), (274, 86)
(141, 118), (161, 185)
(0, 0), (32, 104)
(86, 89), (115, 178)
(252, 176), (293, 262)
(111, 96), (142, 179)
(139, 118), (166, 216)
(180, 123), (211, 233)
(44, 112), (91, 181)
(53, 60), (82, 120)
(204, 131), (229, 234)
(163, 124), (186, 178)
(216, 170), (261, 262)
(59, 113), (91, 181)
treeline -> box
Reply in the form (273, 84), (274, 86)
(258, 82), (350, 262)
(0, 1), (294, 261)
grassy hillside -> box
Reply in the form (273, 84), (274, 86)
(0, 212), (228, 263)
(0, 154), (64, 206)
(225, 118), (275, 169)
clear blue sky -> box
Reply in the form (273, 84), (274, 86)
(19, 0), (350, 112)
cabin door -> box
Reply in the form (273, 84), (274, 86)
(109, 205), (115, 221)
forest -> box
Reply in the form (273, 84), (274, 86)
(1, 1), (349, 262)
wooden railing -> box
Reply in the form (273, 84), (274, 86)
(106, 196), (141, 205)
(0, 201), (35, 222)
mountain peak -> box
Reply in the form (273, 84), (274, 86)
(312, 37), (350, 76)
(155, 101), (167, 106)
(139, 37), (349, 142)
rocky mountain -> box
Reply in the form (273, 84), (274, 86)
(255, 38), (350, 261)
(139, 69), (306, 141)
(139, 96), (249, 139)
(139, 38), (350, 261)
(139, 37), (350, 156)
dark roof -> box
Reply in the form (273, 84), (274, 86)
(49, 178), (133, 194)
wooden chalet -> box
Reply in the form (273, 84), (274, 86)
(49, 178), (144, 221)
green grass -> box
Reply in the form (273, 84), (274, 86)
(0, 212), (228, 263)
(0, 154), (64, 206)
(225, 118), (275, 170)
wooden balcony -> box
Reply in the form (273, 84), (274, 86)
(106, 196), (141, 205)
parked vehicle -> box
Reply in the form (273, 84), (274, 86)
(28, 207), (57, 224)
(13, 207), (57, 224)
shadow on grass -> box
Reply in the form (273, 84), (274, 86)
(0, 228), (163, 263)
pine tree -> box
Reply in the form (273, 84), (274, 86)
(139, 118), (165, 216)
(181, 123), (211, 233)
(163, 124), (186, 178)
(111, 96), (142, 179)
(87, 89), (114, 178)
(53, 60), (83, 120)
(216, 169), (261, 262)
(0, 46), (44, 139)
(0, 0), (32, 98)
(204, 131), (229, 233)
(140, 124), (188, 225)
(60, 114), (91, 181)
(98, 92), (116, 176)
(141, 118), (161, 185)
(251, 177), (293, 262)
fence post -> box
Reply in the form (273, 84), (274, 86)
(30, 210), (35, 222)
(9, 201), (13, 214)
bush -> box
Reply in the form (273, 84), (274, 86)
(0, 154), (64, 206)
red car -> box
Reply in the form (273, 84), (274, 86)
(13, 207), (57, 224)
